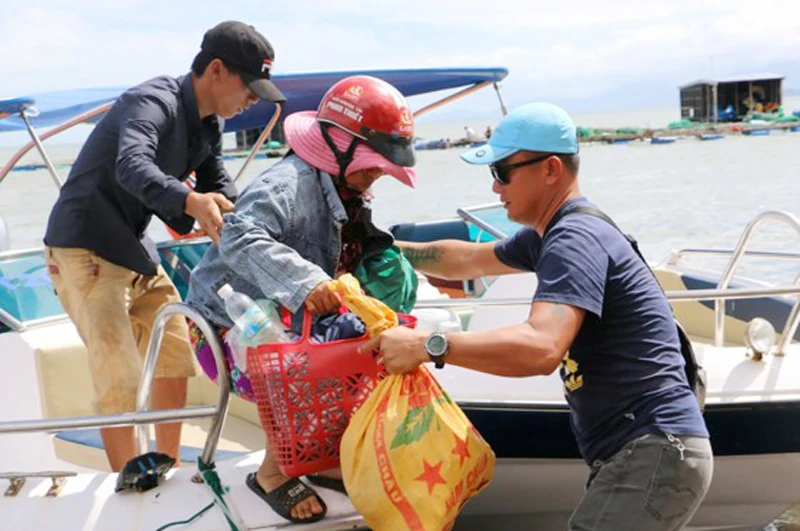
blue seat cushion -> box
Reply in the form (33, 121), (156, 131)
(55, 428), (248, 463)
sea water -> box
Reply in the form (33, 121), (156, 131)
(3, 98), (800, 281)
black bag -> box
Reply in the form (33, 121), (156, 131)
(545, 205), (707, 408)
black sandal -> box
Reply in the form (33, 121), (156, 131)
(306, 474), (347, 495)
(245, 473), (327, 524)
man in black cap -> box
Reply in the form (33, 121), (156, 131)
(43, 20), (285, 472)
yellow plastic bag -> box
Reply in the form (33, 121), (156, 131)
(330, 273), (398, 336)
(341, 366), (495, 531)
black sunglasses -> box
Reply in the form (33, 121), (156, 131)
(490, 154), (553, 185)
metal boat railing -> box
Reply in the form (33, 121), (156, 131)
(0, 308), (23, 332)
(447, 206), (800, 355)
(703, 211), (800, 349)
(0, 102), (113, 187)
(415, 285), (800, 309)
(777, 274), (800, 356)
(135, 303), (230, 462)
(233, 103), (282, 185)
(0, 99), (282, 191)
(457, 207), (507, 240)
(667, 248), (800, 263)
(415, 280), (800, 354)
(0, 303), (231, 468)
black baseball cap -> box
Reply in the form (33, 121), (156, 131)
(201, 21), (286, 102)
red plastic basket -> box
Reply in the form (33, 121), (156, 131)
(247, 310), (416, 477)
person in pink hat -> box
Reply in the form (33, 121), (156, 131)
(185, 75), (417, 523)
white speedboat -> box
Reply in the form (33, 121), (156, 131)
(2, 68), (799, 531)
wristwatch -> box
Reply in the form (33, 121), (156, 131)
(424, 332), (449, 369)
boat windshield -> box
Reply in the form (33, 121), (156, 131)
(458, 202), (523, 241)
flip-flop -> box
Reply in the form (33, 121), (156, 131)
(245, 473), (327, 524)
(306, 474), (347, 495)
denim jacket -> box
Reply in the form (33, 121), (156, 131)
(186, 154), (392, 328)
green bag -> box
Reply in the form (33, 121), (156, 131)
(354, 245), (418, 313)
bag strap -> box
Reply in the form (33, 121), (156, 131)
(546, 205), (644, 260)
(545, 204), (707, 408)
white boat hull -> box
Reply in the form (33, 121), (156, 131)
(2, 248), (800, 530)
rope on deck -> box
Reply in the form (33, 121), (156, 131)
(153, 458), (243, 531)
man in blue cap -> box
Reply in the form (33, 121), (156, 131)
(361, 102), (713, 530)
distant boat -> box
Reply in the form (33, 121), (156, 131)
(743, 129), (771, 136)
(699, 134), (725, 141)
(414, 138), (450, 150)
(650, 136), (677, 144)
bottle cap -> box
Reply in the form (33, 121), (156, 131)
(217, 283), (234, 300)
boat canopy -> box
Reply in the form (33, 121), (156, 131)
(0, 67), (508, 134)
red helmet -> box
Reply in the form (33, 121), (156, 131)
(316, 75), (415, 167)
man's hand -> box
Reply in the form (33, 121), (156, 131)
(304, 281), (342, 315)
(184, 192), (235, 245)
(359, 327), (429, 374)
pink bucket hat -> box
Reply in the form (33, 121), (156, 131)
(284, 111), (418, 188)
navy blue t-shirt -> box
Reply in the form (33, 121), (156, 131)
(495, 198), (708, 464)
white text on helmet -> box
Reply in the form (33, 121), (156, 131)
(325, 100), (363, 123)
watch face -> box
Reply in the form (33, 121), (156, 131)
(426, 333), (448, 357)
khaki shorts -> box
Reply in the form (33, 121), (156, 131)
(45, 246), (196, 415)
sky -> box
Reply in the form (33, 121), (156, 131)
(2, 0), (800, 125)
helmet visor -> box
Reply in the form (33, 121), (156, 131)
(364, 129), (416, 167)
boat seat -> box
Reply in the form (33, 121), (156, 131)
(390, 219), (471, 242)
(651, 267), (800, 345)
(26, 320), (264, 471)
(159, 241), (212, 299)
(54, 425), (250, 465)
(0, 252), (65, 324)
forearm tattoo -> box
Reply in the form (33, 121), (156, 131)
(402, 246), (442, 267)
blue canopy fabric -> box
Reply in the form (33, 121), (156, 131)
(0, 88), (125, 132)
(0, 96), (36, 118)
(0, 67), (508, 134)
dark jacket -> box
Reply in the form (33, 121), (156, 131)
(44, 74), (236, 275)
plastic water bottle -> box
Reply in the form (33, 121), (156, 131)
(217, 284), (291, 346)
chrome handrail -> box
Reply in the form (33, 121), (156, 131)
(714, 211), (800, 346)
(0, 308), (24, 332)
(776, 274), (800, 356)
(413, 81), (496, 118)
(414, 284), (800, 310)
(135, 303), (230, 465)
(493, 82), (509, 116)
(19, 110), (63, 188)
(0, 247), (48, 260)
(0, 407), (218, 434)
(0, 303), (231, 468)
(456, 207), (507, 239)
(668, 248), (800, 264)
(0, 102), (113, 186)
(233, 103), (283, 185)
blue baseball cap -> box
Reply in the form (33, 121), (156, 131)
(461, 102), (578, 165)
